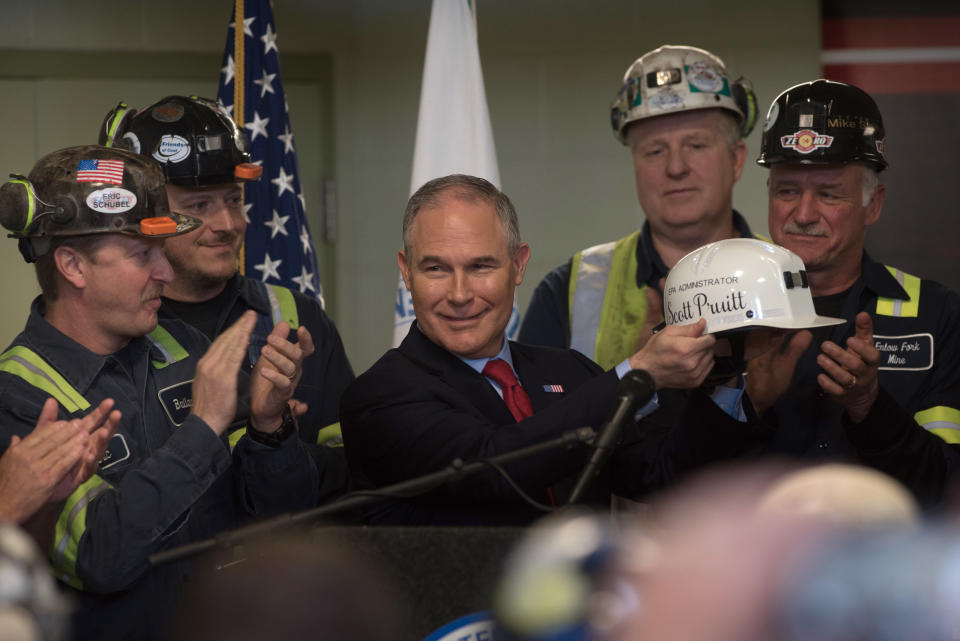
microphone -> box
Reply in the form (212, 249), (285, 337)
(567, 369), (656, 504)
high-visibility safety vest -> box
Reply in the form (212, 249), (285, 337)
(0, 327), (189, 589)
(567, 231), (649, 371)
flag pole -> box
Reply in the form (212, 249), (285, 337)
(233, 0), (246, 274)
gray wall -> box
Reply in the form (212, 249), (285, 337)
(0, 0), (820, 373)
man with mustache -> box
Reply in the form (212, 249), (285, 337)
(99, 96), (355, 502)
(0, 145), (318, 640)
(519, 45), (759, 370)
(750, 80), (960, 504)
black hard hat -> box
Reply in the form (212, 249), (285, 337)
(0, 145), (201, 262)
(757, 79), (887, 172)
(98, 95), (262, 187)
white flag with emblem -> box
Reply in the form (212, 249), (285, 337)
(392, 0), (519, 347)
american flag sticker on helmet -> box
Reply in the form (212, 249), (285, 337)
(76, 159), (125, 184)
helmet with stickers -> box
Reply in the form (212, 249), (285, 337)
(756, 79), (887, 171)
(0, 145), (201, 262)
(663, 238), (844, 334)
(610, 45), (758, 144)
(98, 95), (263, 186)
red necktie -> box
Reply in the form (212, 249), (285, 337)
(482, 359), (534, 422)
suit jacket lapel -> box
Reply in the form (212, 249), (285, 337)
(510, 342), (554, 412)
(398, 325), (517, 424)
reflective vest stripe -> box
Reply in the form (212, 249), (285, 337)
(569, 239), (617, 360)
(569, 231), (647, 370)
(317, 421), (343, 447)
(52, 475), (111, 589)
(266, 284), (300, 329)
(876, 266), (921, 318)
(146, 326), (190, 370)
(9, 179), (35, 234)
(228, 427), (247, 451)
(0, 346), (90, 413)
(914, 406), (960, 444)
(0, 346), (110, 589)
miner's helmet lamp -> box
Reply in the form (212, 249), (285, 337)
(0, 145), (202, 263)
(610, 44), (758, 145)
(663, 238), (844, 334)
(757, 79), (888, 172)
(98, 95), (263, 187)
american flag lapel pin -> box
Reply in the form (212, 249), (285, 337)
(542, 384), (565, 393)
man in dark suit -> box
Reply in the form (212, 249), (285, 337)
(341, 175), (768, 525)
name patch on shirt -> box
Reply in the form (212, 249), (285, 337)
(157, 379), (194, 426)
(99, 434), (130, 471)
(874, 333), (933, 371)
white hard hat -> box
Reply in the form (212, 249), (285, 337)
(610, 45), (758, 144)
(664, 238), (844, 333)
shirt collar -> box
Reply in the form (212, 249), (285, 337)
(228, 272), (273, 316)
(859, 252), (911, 300)
(457, 337), (516, 378)
(635, 209), (754, 288)
(21, 296), (150, 399)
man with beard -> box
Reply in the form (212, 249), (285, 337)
(99, 96), (355, 501)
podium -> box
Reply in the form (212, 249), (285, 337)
(314, 526), (525, 640)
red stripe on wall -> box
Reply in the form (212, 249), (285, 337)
(823, 17), (960, 49)
(823, 61), (960, 94)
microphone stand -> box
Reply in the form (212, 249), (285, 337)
(150, 426), (596, 566)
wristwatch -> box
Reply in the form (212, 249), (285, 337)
(247, 405), (298, 448)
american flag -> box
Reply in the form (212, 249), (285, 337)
(76, 159), (125, 184)
(216, 0), (324, 304)
(542, 384), (565, 393)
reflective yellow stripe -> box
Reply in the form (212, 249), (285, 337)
(317, 421), (343, 447)
(103, 102), (128, 147)
(147, 326), (190, 369)
(228, 427), (247, 451)
(9, 179), (35, 234)
(0, 346), (90, 413)
(594, 232), (647, 370)
(266, 285), (300, 329)
(569, 232), (646, 369)
(876, 266), (920, 318)
(52, 475), (111, 589)
(568, 252), (583, 323)
(915, 406), (960, 444)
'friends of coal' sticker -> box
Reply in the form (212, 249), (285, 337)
(152, 135), (191, 164)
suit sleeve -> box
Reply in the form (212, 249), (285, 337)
(518, 262), (572, 349)
(341, 350), (617, 501)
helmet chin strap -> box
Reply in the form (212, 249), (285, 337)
(700, 331), (747, 394)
